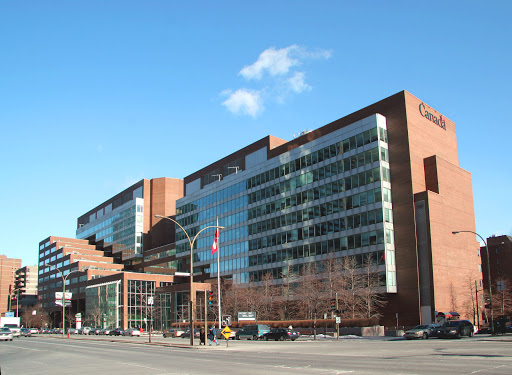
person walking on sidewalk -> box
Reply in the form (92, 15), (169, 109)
(200, 327), (205, 345)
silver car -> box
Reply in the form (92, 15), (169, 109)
(0, 328), (14, 341)
(404, 324), (440, 340)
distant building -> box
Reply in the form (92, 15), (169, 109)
(37, 237), (125, 325)
(76, 177), (183, 264)
(0, 255), (22, 315)
(171, 90), (481, 326)
(481, 235), (512, 316)
(15, 265), (39, 308)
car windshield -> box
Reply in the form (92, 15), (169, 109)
(414, 325), (429, 329)
(444, 321), (461, 327)
(0, 328), (10, 333)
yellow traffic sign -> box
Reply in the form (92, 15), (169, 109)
(221, 326), (231, 339)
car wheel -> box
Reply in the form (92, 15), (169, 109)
(10, 339), (13, 341)
(469, 330), (473, 337)
(455, 332), (461, 339)
(279, 335), (285, 341)
(265, 336), (269, 341)
(252, 335), (258, 340)
(422, 332), (428, 340)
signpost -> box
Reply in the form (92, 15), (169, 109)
(221, 326), (231, 347)
(75, 313), (82, 330)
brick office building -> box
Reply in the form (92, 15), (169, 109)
(0, 255), (22, 315)
(170, 90), (482, 327)
(481, 235), (512, 317)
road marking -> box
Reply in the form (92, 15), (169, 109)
(469, 365), (507, 374)
(116, 362), (164, 371)
(3, 345), (47, 351)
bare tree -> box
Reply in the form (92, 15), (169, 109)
(293, 262), (325, 320)
(360, 254), (386, 319)
(259, 273), (280, 320)
(20, 303), (49, 328)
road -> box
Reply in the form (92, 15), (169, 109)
(1, 335), (511, 374)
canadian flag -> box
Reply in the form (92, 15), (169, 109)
(212, 228), (219, 255)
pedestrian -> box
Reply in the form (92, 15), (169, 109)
(208, 326), (214, 346)
(200, 327), (205, 345)
(212, 326), (219, 346)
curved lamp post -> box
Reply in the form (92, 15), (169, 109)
(155, 214), (224, 346)
(452, 230), (494, 335)
(44, 264), (81, 338)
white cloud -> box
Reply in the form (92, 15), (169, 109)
(222, 89), (263, 117)
(222, 45), (331, 117)
(240, 45), (301, 80)
(287, 72), (311, 93)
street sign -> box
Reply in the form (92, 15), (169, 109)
(148, 296), (154, 305)
(238, 312), (256, 321)
(221, 326), (231, 339)
(335, 317), (341, 324)
(55, 292), (72, 306)
(5, 312), (14, 317)
(222, 315), (232, 326)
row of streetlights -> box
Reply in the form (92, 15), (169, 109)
(33, 225), (493, 341)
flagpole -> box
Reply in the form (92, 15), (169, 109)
(216, 217), (222, 331)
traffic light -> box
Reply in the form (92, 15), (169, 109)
(208, 291), (214, 306)
(330, 298), (336, 312)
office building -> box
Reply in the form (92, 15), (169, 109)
(76, 177), (183, 264)
(15, 265), (39, 308)
(37, 237), (125, 322)
(0, 255), (22, 315)
(170, 90), (481, 326)
(481, 235), (512, 316)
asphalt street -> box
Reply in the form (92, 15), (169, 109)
(1, 334), (511, 375)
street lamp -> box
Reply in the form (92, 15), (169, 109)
(155, 214), (224, 346)
(452, 230), (494, 335)
(44, 264), (81, 338)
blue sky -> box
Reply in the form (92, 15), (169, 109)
(1, 1), (510, 266)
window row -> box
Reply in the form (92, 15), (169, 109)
(247, 127), (384, 190)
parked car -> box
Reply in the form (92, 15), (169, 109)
(100, 328), (111, 335)
(20, 328), (32, 337)
(181, 329), (200, 338)
(163, 329), (184, 338)
(235, 324), (271, 340)
(29, 328), (39, 334)
(404, 324), (440, 340)
(109, 328), (124, 336)
(0, 328), (13, 341)
(436, 320), (474, 339)
(262, 328), (300, 341)
(67, 328), (79, 335)
(79, 327), (92, 335)
(123, 328), (141, 337)
(89, 327), (102, 335)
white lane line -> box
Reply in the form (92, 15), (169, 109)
(3, 345), (47, 351)
(116, 362), (165, 371)
(469, 365), (507, 374)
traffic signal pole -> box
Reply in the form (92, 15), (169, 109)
(336, 292), (339, 340)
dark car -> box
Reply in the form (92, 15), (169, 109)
(262, 328), (300, 341)
(437, 320), (474, 339)
(89, 328), (102, 335)
(20, 328), (32, 337)
(180, 329), (200, 338)
(109, 328), (124, 336)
